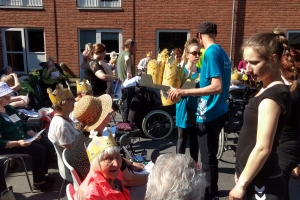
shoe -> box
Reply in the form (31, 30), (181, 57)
(33, 182), (53, 191)
(45, 176), (55, 183)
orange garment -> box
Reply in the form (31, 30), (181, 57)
(74, 170), (131, 200)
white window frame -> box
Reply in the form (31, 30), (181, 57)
(78, 28), (122, 64)
(77, 0), (122, 9)
(156, 30), (190, 57)
(0, 0), (43, 9)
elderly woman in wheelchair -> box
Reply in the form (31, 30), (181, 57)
(0, 82), (54, 191)
(71, 95), (148, 200)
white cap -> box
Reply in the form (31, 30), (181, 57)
(0, 82), (13, 97)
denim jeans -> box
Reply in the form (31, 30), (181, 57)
(196, 114), (226, 197)
(1, 137), (53, 183)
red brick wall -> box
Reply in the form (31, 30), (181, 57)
(0, 0), (300, 76)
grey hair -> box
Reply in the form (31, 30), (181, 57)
(90, 146), (120, 172)
(52, 100), (67, 111)
(145, 153), (206, 200)
(2, 66), (12, 75)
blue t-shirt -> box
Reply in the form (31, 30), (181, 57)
(196, 44), (231, 123)
(176, 67), (200, 128)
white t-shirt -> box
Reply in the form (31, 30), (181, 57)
(48, 115), (80, 145)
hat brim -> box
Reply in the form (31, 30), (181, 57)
(0, 88), (13, 97)
(85, 94), (112, 132)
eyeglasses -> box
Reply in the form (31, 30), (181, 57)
(188, 51), (201, 56)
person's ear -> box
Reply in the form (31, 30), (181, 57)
(271, 54), (279, 62)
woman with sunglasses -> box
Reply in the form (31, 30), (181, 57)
(0, 82), (54, 191)
(84, 43), (118, 97)
(175, 39), (200, 164)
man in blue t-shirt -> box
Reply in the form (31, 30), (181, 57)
(169, 21), (231, 200)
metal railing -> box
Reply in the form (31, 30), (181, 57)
(77, 0), (121, 9)
(0, 0), (42, 7)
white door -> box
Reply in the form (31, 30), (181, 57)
(2, 28), (27, 73)
(25, 29), (46, 72)
(1, 28), (45, 74)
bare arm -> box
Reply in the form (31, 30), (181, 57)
(121, 167), (148, 187)
(10, 73), (21, 92)
(229, 98), (281, 199)
(169, 77), (222, 100)
(95, 70), (118, 82)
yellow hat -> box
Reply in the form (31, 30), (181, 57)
(76, 79), (92, 93)
(86, 132), (118, 163)
(146, 52), (152, 57)
(47, 84), (74, 105)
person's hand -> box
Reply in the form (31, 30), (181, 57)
(229, 183), (246, 200)
(130, 162), (145, 172)
(234, 173), (239, 184)
(18, 140), (31, 147)
(127, 72), (132, 79)
(34, 135), (41, 141)
(168, 88), (183, 101)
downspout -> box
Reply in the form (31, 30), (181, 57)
(229, 0), (236, 62)
(53, 0), (59, 61)
(133, 0), (136, 67)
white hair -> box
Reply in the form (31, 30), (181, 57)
(90, 146), (120, 172)
(145, 153), (206, 200)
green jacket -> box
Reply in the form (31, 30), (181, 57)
(0, 105), (32, 150)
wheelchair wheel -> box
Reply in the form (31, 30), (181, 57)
(142, 110), (174, 140)
(217, 128), (225, 160)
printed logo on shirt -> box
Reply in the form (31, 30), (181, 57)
(197, 98), (207, 120)
(254, 185), (266, 200)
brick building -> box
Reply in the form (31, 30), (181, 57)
(0, 0), (299, 77)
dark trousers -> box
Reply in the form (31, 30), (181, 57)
(197, 114), (226, 198)
(244, 175), (285, 200)
(176, 126), (198, 163)
(122, 87), (135, 122)
(0, 160), (7, 192)
(1, 137), (53, 183)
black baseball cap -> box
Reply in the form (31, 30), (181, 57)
(198, 21), (218, 35)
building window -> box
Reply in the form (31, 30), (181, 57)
(156, 30), (190, 56)
(0, 0), (43, 8)
(2, 28), (45, 73)
(79, 29), (122, 62)
(77, 0), (121, 9)
(287, 30), (300, 50)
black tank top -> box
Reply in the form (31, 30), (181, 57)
(84, 60), (107, 96)
(236, 84), (291, 177)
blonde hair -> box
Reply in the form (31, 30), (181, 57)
(182, 38), (200, 64)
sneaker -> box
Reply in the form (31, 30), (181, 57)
(33, 182), (53, 191)
(45, 176), (55, 184)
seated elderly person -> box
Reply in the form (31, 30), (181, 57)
(42, 59), (64, 90)
(145, 153), (206, 200)
(0, 82), (54, 191)
(71, 95), (148, 200)
(0, 66), (13, 78)
(47, 84), (79, 151)
(1, 74), (30, 108)
(75, 133), (130, 200)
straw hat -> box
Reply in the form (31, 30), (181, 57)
(0, 82), (13, 97)
(73, 94), (112, 132)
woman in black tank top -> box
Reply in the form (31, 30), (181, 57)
(229, 32), (292, 200)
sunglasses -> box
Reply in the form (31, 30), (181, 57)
(188, 51), (201, 56)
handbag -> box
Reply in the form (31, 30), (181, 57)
(1, 186), (16, 200)
(117, 122), (134, 131)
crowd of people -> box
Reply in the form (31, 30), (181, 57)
(0, 20), (300, 200)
